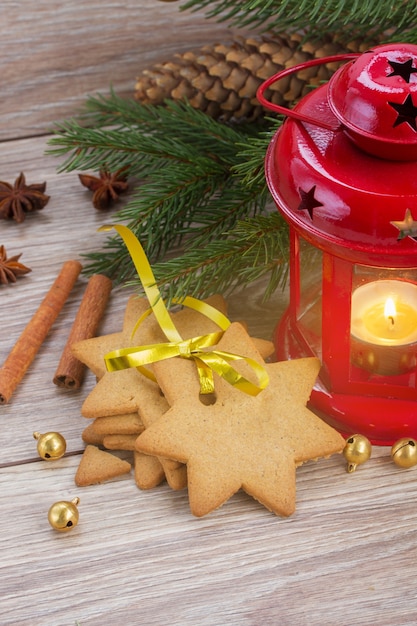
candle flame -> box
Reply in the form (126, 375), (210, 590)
(384, 297), (396, 325)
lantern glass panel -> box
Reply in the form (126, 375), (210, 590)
(296, 238), (322, 358)
(350, 265), (417, 383)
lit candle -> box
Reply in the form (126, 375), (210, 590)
(385, 297), (396, 330)
(351, 280), (417, 376)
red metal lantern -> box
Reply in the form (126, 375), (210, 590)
(257, 43), (417, 445)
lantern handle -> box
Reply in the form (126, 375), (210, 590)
(256, 53), (359, 130)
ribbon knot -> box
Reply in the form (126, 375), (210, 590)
(100, 224), (269, 396)
(178, 339), (193, 358)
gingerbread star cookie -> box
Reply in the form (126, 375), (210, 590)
(136, 322), (345, 517)
(72, 294), (274, 384)
(71, 297), (152, 379)
(76, 295), (232, 490)
(72, 295), (230, 490)
(72, 294), (275, 491)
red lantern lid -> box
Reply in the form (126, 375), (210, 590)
(328, 43), (417, 159)
(259, 43), (417, 268)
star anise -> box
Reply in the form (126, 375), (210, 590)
(0, 245), (32, 285)
(79, 168), (129, 210)
(0, 172), (50, 223)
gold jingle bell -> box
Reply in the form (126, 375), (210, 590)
(391, 438), (417, 468)
(48, 497), (80, 532)
(343, 434), (372, 473)
(33, 431), (66, 461)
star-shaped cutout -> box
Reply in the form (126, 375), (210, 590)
(388, 94), (417, 131)
(136, 323), (345, 517)
(387, 58), (417, 83)
(298, 185), (323, 219)
(390, 208), (417, 240)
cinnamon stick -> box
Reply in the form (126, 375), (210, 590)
(0, 260), (82, 405)
(53, 274), (112, 389)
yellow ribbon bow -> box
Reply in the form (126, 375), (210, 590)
(100, 224), (269, 396)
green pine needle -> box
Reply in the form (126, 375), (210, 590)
(128, 212), (291, 303)
(48, 95), (282, 298)
(180, 0), (417, 41)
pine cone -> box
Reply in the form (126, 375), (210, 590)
(134, 33), (373, 121)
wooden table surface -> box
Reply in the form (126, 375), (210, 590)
(2, 3), (417, 625)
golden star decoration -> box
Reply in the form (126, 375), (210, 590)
(136, 322), (345, 517)
(390, 208), (417, 240)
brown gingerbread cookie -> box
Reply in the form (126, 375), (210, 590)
(73, 295), (274, 492)
(136, 322), (345, 517)
(75, 445), (132, 486)
(77, 294), (233, 491)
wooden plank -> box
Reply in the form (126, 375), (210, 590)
(2, 447), (417, 625)
(0, 0), (239, 140)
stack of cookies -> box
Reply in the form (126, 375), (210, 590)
(72, 294), (345, 517)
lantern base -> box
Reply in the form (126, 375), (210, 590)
(275, 310), (417, 446)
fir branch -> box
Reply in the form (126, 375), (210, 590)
(48, 94), (259, 173)
(79, 232), (137, 284)
(125, 212), (291, 303)
(181, 0), (417, 42)
(49, 96), (275, 288)
(233, 119), (280, 190)
(82, 167), (270, 279)
(48, 119), (229, 176)
(114, 174), (269, 257)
